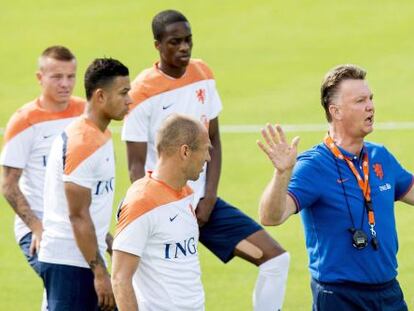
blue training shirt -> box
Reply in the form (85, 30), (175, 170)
(288, 141), (413, 284)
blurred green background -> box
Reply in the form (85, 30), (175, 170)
(1, 1), (414, 310)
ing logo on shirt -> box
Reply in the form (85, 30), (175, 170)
(372, 163), (384, 180)
(94, 177), (115, 195)
(196, 88), (206, 104)
(164, 237), (197, 259)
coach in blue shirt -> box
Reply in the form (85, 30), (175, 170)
(257, 64), (413, 310)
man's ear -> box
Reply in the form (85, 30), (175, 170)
(154, 40), (161, 52)
(329, 104), (341, 121)
(93, 88), (106, 104)
(179, 144), (191, 159)
(36, 71), (42, 85)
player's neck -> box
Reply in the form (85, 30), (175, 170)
(38, 95), (69, 112)
(85, 107), (110, 133)
(329, 125), (364, 156)
(152, 162), (187, 192)
(157, 62), (186, 79)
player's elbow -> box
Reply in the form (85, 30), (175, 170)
(68, 212), (85, 228)
(259, 204), (286, 226)
(259, 213), (284, 226)
(1, 179), (8, 196)
(1, 178), (14, 199)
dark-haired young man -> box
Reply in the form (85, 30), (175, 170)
(1, 45), (84, 309)
(258, 64), (413, 310)
(38, 58), (132, 311)
(123, 10), (289, 310)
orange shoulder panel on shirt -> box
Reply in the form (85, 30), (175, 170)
(128, 59), (214, 111)
(115, 175), (193, 236)
(63, 117), (111, 175)
(3, 96), (86, 143)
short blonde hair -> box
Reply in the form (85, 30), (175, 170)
(156, 114), (203, 156)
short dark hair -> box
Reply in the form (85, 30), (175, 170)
(321, 64), (366, 122)
(84, 58), (129, 100)
(152, 10), (189, 41)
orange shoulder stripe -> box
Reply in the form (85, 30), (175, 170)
(115, 174), (193, 236)
(63, 117), (111, 175)
(128, 59), (214, 111)
(3, 97), (86, 143)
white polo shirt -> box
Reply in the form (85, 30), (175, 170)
(39, 116), (115, 268)
(0, 97), (85, 242)
(122, 59), (222, 205)
(113, 173), (204, 311)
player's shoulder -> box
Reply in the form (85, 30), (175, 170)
(65, 117), (111, 150)
(125, 176), (192, 210)
(3, 99), (38, 143)
(189, 58), (214, 79)
(121, 176), (192, 219)
(128, 59), (215, 111)
(128, 65), (163, 108)
(115, 176), (193, 235)
(63, 117), (111, 174)
(68, 96), (86, 112)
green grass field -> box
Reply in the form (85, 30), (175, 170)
(1, 1), (414, 310)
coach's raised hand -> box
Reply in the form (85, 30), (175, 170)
(257, 124), (300, 172)
(257, 124), (300, 226)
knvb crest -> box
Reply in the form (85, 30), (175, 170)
(372, 163), (384, 180)
(196, 88), (206, 104)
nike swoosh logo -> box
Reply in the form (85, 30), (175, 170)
(169, 214), (178, 222)
(43, 134), (53, 139)
(336, 178), (349, 183)
(162, 103), (174, 110)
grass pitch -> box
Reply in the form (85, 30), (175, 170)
(1, 1), (414, 310)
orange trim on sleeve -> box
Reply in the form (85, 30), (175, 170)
(115, 173), (193, 236)
(3, 96), (85, 143)
(128, 59), (214, 111)
(63, 116), (111, 175)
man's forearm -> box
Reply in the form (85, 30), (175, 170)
(2, 179), (42, 232)
(126, 142), (147, 183)
(204, 136), (221, 199)
(204, 118), (221, 199)
(259, 169), (292, 225)
(106, 232), (114, 256)
(113, 280), (139, 311)
(129, 162), (145, 183)
(70, 213), (107, 275)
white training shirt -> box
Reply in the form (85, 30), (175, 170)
(122, 59), (222, 205)
(39, 116), (115, 268)
(113, 173), (204, 311)
(0, 97), (85, 242)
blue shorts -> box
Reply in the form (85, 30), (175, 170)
(19, 232), (41, 276)
(311, 278), (408, 311)
(199, 197), (262, 263)
(39, 262), (101, 311)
